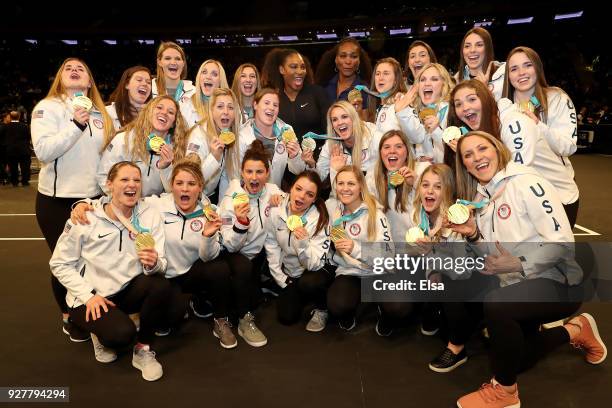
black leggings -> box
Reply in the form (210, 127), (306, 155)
(170, 252), (253, 319)
(563, 198), (579, 229)
(327, 275), (414, 327)
(69, 274), (181, 346)
(483, 279), (581, 386)
(36, 192), (88, 314)
(277, 268), (334, 325)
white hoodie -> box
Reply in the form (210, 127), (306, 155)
(50, 200), (167, 308)
(152, 78), (197, 125)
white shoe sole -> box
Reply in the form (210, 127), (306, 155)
(581, 313), (608, 364)
(213, 330), (238, 349)
(429, 356), (468, 373)
(420, 326), (440, 336)
(306, 324), (326, 333)
(62, 325), (91, 343)
(95, 353), (117, 364)
(132, 359), (163, 381)
(238, 327), (268, 347)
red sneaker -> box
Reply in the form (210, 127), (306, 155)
(457, 379), (520, 408)
(570, 313), (607, 364)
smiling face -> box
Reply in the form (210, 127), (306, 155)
(374, 62), (396, 94)
(453, 87), (482, 130)
(335, 42), (360, 79)
(330, 106), (354, 142)
(508, 51), (537, 95)
(408, 45), (431, 79)
(336, 170), (361, 208)
(380, 135), (408, 171)
(212, 94), (235, 130)
(418, 66), (444, 105)
(460, 135), (499, 184)
(239, 66), (258, 97)
(289, 176), (317, 214)
(200, 62), (221, 97)
(158, 48), (185, 81)
(462, 33), (486, 72)
(151, 98), (177, 133)
(253, 92), (279, 127)
(280, 53), (307, 92)
(61, 60), (91, 92)
(419, 171), (442, 214)
(126, 70), (152, 107)
(107, 165), (141, 210)
(172, 170), (202, 213)
(241, 159), (269, 195)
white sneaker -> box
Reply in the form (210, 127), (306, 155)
(306, 309), (328, 332)
(91, 333), (117, 363)
(132, 345), (163, 381)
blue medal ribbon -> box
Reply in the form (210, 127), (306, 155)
(418, 206), (430, 236)
(354, 85), (390, 99)
(146, 132), (172, 152)
(131, 205), (151, 234)
(456, 198), (489, 209)
(302, 131), (342, 141)
(332, 207), (366, 227)
(173, 80), (184, 102)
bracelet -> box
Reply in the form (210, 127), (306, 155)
(466, 227), (480, 243)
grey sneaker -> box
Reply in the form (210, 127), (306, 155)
(132, 345), (163, 381)
(91, 333), (117, 363)
(238, 312), (268, 347)
(306, 309), (328, 332)
(213, 317), (238, 349)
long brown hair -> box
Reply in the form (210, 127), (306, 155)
(107, 66), (152, 128)
(290, 171), (329, 235)
(231, 63), (261, 110)
(404, 40), (438, 84)
(457, 27), (495, 82)
(367, 57), (407, 122)
(155, 42), (188, 96)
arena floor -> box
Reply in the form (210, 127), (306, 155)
(0, 153), (610, 407)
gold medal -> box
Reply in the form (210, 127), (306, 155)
(72, 95), (93, 112)
(135, 232), (155, 251)
(405, 226), (425, 243)
(330, 225), (348, 243)
(389, 172), (405, 187)
(219, 129), (236, 145)
(418, 108), (436, 122)
(148, 136), (166, 154)
(286, 215), (303, 231)
(281, 128), (297, 143)
(203, 204), (218, 221)
(447, 203), (470, 225)
(517, 100), (535, 114)
(442, 126), (463, 144)
(232, 192), (249, 206)
(348, 88), (363, 104)
(301, 137), (316, 152)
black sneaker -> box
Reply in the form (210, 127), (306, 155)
(189, 298), (213, 319)
(260, 278), (281, 298)
(154, 328), (171, 337)
(421, 307), (441, 336)
(338, 316), (356, 331)
(62, 319), (91, 342)
(429, 347), (467, 373)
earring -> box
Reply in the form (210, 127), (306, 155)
(334, 66), (338, 73)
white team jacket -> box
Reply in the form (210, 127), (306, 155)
(325, 199), (394, 276)
(31, 97), (106, 198)
(376, 102), (402, 135)
(219, 179), (282, 260)
(365, 171), (416, 243)
(50, 200), (167, 308)
(315, 121), (379, 183)
(498, 98), (579, 204)
(97, 130), (169, 198)
(239, 119), (305, 187)
(184, 123), (223, 197)
(471, 162), (582, 287)
(396, 102), (449, 162)
(105, 103), (121, 131)
(536, 88), (578, 180)
(264, 196), (330, 288)
(454, 62), (506, 101)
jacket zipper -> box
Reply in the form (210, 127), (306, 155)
(53, 159), (58, 197)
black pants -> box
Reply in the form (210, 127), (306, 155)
(327, 274), (414, 327)
(7, 153), (31, 185)
(36, 192), (88, 314)
(171, 252), (253, 319)
(277, 268), (334, 325)
(69, 274), (180, 347)
(563, 198), (579, 229)
(483, 278), (581, 386)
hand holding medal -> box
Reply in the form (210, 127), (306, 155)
(388, 171), (405, 188)
(405, 226), (425, 244)
(232, 192), (250, 223)
(202, 204), (222, 237)
(72, 92), (93, 112)
(219, 129), (236, 145)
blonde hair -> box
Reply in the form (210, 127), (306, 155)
(46, 58), (114, 150)
(413, 63), (454, 112)
(155, 42), (188, 97)
(112, 95), (189, 163)
(231, 63), (261, 111)
(325, 101), (371, 171)
(336, 165), (379, 240)
(372, 130), (416, 213)
(455, 130), (511, 200)
(171, 158), (205, 187)
(196, 88), (241, 180)
(412, 164), (455, 241)
(191, 59), (229, 124)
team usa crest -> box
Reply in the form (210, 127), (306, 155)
(497, 204), (512, 220)
(348, 223), (361, 236)
(190, 219), (203, 232)
(379, 112), (386, 123)
(93, 119), (104, 129)
(276, 143), (286, 154)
